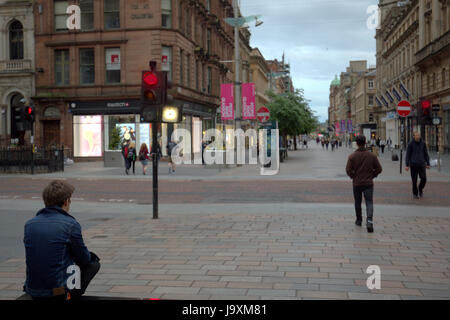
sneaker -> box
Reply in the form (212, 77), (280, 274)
(419, 191), (423, 198)
(355, 219), (362, 227)
(413, 194), (420, 199)
(367, 219), (374, 233)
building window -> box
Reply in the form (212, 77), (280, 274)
(54, 0), (69, 31)
(178, 2), (183, 32)
(207, 29), (211, 53)
(207, 67), (212, 94)
(442, 69), (446, 89)
(162, 46), (172, 81)
(206, 0), (210, 12)
(368, 95), (374, 106)
(55, 49), (70, 86)
(104, 0), (120, 30)
(368, 79), (374, 89)
(186, 54), (191, 88)
(179, 49), (184, 85)
(80, 0), (94, 30)
(161, 0), (172, 28)
(195, 60), (199, 91)
(432, 73), (436, 92)
(80, 48), (95, 85)
(105, 48), (121, 84)
(9, 21), (24, 60)
(369, 113), (374, 122)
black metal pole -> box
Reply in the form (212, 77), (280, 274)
(400, 117), (404, 174)
(31, 123), (34, 175)
(152, 122), (158, 219)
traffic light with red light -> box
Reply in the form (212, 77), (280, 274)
(24, 105), (35, 129)
(140, 70), (167, 122)
(421, 100), (431, 117)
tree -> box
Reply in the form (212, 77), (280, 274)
(109, 126), (122, 150)
(265, 89), (319, 149)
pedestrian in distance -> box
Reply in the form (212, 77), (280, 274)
(387, 137), (392, 151)
(321, 138), (325, 150)
(167, 140), (177, 174)
(23, 180), (100, 300)
(325, 138), (329, 151)
(380, 139), (386, 154)
(121, 140), (131, 175)
(138, 143), (150, 175)
(331, 138), (335, 152)
(346, 135), (383, 233)
(405, 132), (430, 199)
(127, 142), (137, 174)
(151, 140), (162, 163)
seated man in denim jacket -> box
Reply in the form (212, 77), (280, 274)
(23, 180), (100, 300)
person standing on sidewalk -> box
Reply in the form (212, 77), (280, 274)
(23, 180), (100, 300)
(121, 140), (131, 175)
(405, 132), (430, 199)
(128, 142), (137, 174)
(138, 143), (150, 175)
(346, 135), (383, 233)
(380, 139), (386, 154)
(167, 140), (177, 174)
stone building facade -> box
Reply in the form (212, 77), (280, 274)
(0, 0), (35, 146)
(376, 0), (449, 152)
(32, 0), (235, 162)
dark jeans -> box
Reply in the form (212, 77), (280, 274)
(381, 145), (385, 153)
(31, 261), (100, 301)
(410, 165), (427, 196)
(353, 185), (374, 220)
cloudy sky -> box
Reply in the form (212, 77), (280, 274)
(240, 0), (378, 123)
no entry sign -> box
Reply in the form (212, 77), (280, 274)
(257, 106), (270, 122)
(397, 100), (411, 117)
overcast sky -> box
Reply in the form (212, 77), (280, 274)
(240, 0), (378, 123)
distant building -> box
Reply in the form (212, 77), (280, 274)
(0, 0), (35, 146)
(376, 0), (450, 152)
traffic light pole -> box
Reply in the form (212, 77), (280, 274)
(152, 122), (158, 219)
(31, 122), (35, 175)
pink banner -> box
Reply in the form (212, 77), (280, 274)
(242, 83), (256, 120)
(221, 83), (234, 120)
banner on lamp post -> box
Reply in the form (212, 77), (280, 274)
(220, 83), (234, 120)
(242, 83), (256, 120)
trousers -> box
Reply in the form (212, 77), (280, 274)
(410, 165), (427, 196)
(353, 185), (374, 220)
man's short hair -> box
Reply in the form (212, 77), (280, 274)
(42, 180), (75, 208)
(356, 135), (366, 147)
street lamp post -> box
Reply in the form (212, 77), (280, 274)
(224, 4), (262, 129)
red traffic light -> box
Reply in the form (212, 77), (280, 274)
(26, 107), (33, 115)
(143, 72), (158, 87)
(421, 100), (431, 109)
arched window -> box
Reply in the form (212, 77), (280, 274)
(9, 21), (24, 60)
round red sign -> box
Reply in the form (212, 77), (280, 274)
(257, 106), (270, 122)
(397, 100), (411, 117)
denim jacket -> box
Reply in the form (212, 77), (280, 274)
(23, 206), (91, 297)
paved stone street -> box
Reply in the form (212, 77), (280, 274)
(1, 143), (449, 300)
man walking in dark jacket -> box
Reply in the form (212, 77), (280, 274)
(346, 135), (383, 233)
(24, 180), (100, 300)
(405, 132), (430, 199)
